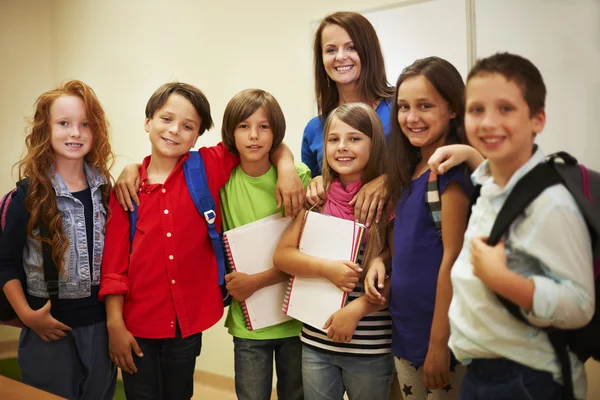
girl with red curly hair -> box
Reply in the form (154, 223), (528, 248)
(0, 80), (117, 399)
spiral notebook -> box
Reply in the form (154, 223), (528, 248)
(282, 211), (365, 331)
(223, 213), (293, 331)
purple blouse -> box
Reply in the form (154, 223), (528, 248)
(389, 165), (472, 365)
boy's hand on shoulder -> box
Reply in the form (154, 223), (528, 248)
(276, 165), (305, 218)
(470, 236), (508, 287)
(225, 272), (259, 302)
(323, 306), (360, 342)
(107, 323), (143, 375)
(21, 301), (71, 342)
(423, 342), (451, 390)
(115, 163), (142, 212)
(323, 260), (361, 292)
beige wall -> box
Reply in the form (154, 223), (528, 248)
(0, 0), (55, 341)
(2, 0), (599, 394)
(0, 0), (402, 375)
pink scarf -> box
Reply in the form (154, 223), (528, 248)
(322, 179), (362, 221)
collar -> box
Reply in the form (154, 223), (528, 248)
(139, 152), (190, 191)
(472, 145), (545, 197)
(50, 161), (107, 196)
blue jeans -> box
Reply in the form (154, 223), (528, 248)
(460, 358), (563, 400)
(234, 336), (303, 400)
(122, 324), (202, 400)
(302, 344), (395, 400)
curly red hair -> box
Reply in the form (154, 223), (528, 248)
(17, 80), (114, 273)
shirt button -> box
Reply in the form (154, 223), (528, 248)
(169, 255), (174, 260)
(162, 188), (166, 193)
(166, 232), (172, 237)
(77, 222), (83, 227)
(164, 209), (169, 214)
(171, 279), (176, 284)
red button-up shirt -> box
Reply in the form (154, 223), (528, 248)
(100, 143), (238, 339)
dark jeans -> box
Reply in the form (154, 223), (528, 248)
(233, 336), (303, 400)
(122, 324), (202, 400)
(18, 321), (117, 400)
(460, 358), (563, 400)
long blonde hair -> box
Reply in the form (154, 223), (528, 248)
(321, 102), (387, 273)
(17, 80), (114, 273)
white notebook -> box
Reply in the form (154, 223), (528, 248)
(223, 213), (293, 331)
(282, 211), (365, 331)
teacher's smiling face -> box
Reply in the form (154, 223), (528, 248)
(321, 24), (362, 87)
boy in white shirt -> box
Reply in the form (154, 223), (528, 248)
(447, 52), (594, 400)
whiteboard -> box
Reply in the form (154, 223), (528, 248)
(363, 0), (470, 82)
(475, 0), (600, 169)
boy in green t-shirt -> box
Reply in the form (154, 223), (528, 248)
(220, 89), (311, 400)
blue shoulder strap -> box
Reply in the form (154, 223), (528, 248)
(129, 202), (138, 254)
(183, 151), (226, 285)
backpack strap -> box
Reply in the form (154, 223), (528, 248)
(487, 162), (563, 246)
(425, 171), (442, 238)
(486, 162), (573, 399)
(129, 202), (138, 254)
(183, 151), (226, 286)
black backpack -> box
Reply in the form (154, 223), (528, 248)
(474, 152), (600, 400)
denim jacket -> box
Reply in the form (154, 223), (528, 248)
(24, 163), (107, 299)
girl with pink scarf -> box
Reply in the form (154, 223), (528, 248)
(274, 103), (394, 400)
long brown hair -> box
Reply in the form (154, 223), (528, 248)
(17, 80), (114, 273)
(313, 12), (394, 120)
(321, 102), (387, 274)
(387, 57), (467, 207)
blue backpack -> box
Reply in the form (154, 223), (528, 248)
(129, 151), (230, 306)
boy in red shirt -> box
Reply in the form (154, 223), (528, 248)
(99, 82), (301, 399)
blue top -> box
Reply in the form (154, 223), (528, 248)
(301, 99), (393, 177)
(389, 165), (472, 366)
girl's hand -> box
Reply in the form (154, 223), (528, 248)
(115, 163), (142, 211)
(428, 144), (483, 174)
(21, 301), (71, 342)
(306, 176), (327, 207)
(323, 260), (361, 292)
(225, 272), (259, 302)
(364, 259), (387, 305)
(349, 175), (388, 228)
(422, 342), (451, 389)
(108, 323), (143, 375)
(323, 306), (360, 342)
(276, 164), (305, 218)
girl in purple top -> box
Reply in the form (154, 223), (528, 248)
(365, 57), (472, 400)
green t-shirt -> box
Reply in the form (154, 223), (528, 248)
(221, 162), (311, 339)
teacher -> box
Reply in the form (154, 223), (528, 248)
(302, 11), (394, 226)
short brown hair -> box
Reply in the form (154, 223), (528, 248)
(145, 82), (213, 135)
(467, 52), (546, 116)
(313, 12), (394, 119)
(221, 89), (286, 155)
